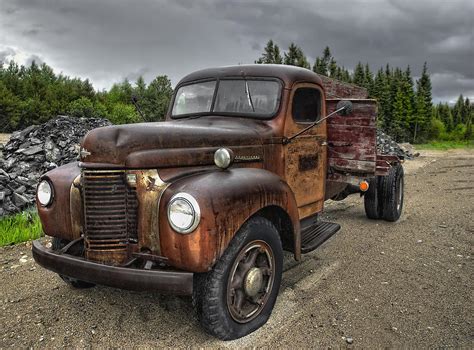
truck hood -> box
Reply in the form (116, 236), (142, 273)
(80, 116), (273, 168)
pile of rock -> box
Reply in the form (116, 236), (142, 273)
(376, 130), (417, 159)
(0, 116), (111, 217)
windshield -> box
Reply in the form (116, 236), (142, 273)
(171, 79), (281, 118)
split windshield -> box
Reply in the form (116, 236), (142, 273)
(171, 79), (281, 118)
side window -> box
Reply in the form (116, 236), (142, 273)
(292, 88), (321, 123)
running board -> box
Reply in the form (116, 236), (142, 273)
(301, 221), (341, 254)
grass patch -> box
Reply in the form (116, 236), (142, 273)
(415, 140), (474, 150)
(0, 209), (43, 247)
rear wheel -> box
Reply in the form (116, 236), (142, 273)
(52, 238), (96, 289)
(380, 164), (404, 222)
(364, 176), (381, 219)
(193, 217), (283, 340)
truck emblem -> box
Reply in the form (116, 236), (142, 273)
(80, 148), (91, 158)
(235, 155), (261, 162)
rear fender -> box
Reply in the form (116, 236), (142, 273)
(158, 168), (300, 272)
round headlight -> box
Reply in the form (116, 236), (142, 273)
(167, 193), (200, 234)
(214, 148), (234, 169)
(37, 180), (53, 206)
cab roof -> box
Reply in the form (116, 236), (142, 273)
(177, 64), (323, 88)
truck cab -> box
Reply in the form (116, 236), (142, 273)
(33, 65), (404, 340)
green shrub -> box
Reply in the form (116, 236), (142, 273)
(0, 209), (43, 247)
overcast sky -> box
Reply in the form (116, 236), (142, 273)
(1, 0), (473, 103)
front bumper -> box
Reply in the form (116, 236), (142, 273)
(32, 240), (193, 295)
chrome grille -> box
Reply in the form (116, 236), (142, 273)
(82, 170), (138, 264)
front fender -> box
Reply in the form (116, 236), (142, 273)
(159, 168), (299, 272)
(36, 162), (82, 241)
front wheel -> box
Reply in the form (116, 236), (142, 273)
(193, 217), (283, 340)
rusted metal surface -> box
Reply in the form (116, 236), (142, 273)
(226, 240), (275, 323)
(35, 65), (400, 287)
(69, 175), (83, 239)
(36, 162), (82, 241)
(32, 240), (193, 295)
(283, 82), (327, 218)
(134, 169), (168, 254)
(82, 170), (135, 265)
(80, 118), (272, 167)
(158, 168), (300, 272)
(174, 64), (323, 95)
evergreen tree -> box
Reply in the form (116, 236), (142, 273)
(284, 43), (310, 69)
(392, 86), (408, 141)
(364, 63), (374, 96)
(142, 75), (173, 121)
(419, 62), (432, 111)
(0, 59), (173, 131)
(255, 40), (283, 64)
(353, 62), (365, 87)
(452, 94), (465, 125)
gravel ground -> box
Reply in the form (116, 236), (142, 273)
(0, 149), (472, 348)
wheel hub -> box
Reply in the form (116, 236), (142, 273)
(226, 240), (275, 323)
(244, 267), (264, 297)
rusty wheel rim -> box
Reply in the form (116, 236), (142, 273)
(226, 240), (275, 323)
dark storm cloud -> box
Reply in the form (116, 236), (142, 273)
(0, 0), (472, 102)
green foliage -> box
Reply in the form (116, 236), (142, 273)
(311, 46), (351, 82)
(0, 209), (43, 247)
(142, 76), (173, 121)
(415, 140), (474, 150)
(255, 40), (283, 64)
(283, 43), (310, 69)
(427, 118), (446, 140)
(0, 60), (173, 132)
(67, 97), (97, 118)
(107, 103), (140, 125)
(256, 40), (472, 144)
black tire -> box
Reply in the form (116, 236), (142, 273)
(192, 217), (283, 340)
(364, 176), (381, 219)
(380, 164), (404, 222)
(52, 238), (96, 289)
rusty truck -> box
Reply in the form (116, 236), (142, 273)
(32, 65), (404, 340)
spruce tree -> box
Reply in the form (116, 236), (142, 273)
(255, 40), (283, 64)
(353, 62), (365, 87)
(364, 63), (374, 96)
(284, 43), (310, 69)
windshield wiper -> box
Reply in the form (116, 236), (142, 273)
(245, 80), (255, 112)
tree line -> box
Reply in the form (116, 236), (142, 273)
(1, 46), (472, 143)
(256, 40), (472, 142)
(0, 60), (173, 132)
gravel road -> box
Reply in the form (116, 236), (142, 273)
(1, 149), (472, 348)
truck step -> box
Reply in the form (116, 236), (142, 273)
(301, 221), (341, 254)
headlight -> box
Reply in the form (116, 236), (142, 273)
(167, 193), (200, 234)
(214, 148), (234, 169)
(37, 180), (53, 206)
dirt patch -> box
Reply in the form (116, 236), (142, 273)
(0, 150), (472, 348)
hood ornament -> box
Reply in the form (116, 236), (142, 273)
(80, 147), (91, 158)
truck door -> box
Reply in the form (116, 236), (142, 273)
(283, 83), (327, 219)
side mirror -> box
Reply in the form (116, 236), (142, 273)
(336, 100), (353, 116)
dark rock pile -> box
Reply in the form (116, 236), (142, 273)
(0, 116), (111, 217)
(376, 130), (416, 160)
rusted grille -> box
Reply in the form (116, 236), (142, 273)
(82, 170), (138, 264)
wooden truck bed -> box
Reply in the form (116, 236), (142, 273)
(320, 76), (400, 184)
